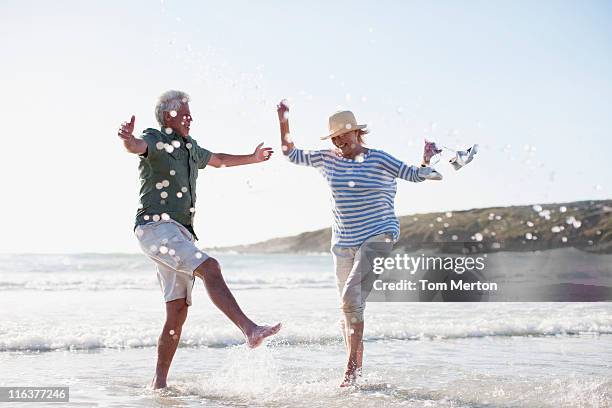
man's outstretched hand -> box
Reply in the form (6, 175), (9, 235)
(253, 142), (274, 162)
(118, 115), (136, 142)
(117, 115), (146, 155)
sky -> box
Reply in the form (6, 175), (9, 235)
(1, 0), (611, 253)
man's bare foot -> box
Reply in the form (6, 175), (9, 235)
(246, 323), (282, 348)
(150, 376), (167, 390)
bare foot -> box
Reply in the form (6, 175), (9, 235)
(150, 376), (167, 390)
(340, 369), (357, 387)
(340, 361), (359, 387)
(246, 323), (282, 348)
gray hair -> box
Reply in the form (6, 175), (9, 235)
(155, 90), (190, 126)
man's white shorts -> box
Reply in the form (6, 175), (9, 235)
(134, 219), (209, 306)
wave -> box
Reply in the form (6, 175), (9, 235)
(0, 277), (335, 291)
(2, 320), (610, 352)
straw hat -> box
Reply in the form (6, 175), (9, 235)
(320, 111), (367, 140)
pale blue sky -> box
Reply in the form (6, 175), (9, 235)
(1, 0), (610, 253)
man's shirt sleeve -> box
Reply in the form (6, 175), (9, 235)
(193, 143), (212, 169)
(138, 129), (164, 160)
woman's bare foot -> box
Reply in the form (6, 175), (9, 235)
(246, 323), (282, 348)
(340, 368), (357, 387)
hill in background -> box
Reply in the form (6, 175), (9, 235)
(214, 200), (612, 254)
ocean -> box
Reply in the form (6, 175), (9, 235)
(0, 252), (610, 407)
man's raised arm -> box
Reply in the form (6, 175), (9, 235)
(117, 115), (147, 155)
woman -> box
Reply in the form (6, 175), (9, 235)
(276, 101), (441, 386)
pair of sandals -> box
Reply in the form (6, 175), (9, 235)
(419, 141), (479, 181)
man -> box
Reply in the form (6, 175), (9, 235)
(117, 90), (281, 389)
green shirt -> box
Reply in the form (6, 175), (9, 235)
(134, 128), (212, 240)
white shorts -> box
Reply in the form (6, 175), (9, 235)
(134, 219), (209, 306)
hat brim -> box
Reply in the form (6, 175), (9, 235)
(320, 124), (367, 140)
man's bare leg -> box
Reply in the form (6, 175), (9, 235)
(340, 320), (364, 387)
(194, 257), (281, 348)
(151, 298), (189, 389)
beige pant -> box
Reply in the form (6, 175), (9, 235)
(331, 233), (393, 323)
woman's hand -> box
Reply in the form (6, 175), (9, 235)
(422, 140), (442, 165)
(277, 99), (289, 123)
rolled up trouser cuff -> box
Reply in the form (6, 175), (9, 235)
(341, 305), (365, 323)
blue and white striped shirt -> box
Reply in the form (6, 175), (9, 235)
(287, 148), (424, 247)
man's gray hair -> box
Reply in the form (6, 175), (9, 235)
(155, 90), (190, 126)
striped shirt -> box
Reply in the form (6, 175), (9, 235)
(287, 147), (424, 247)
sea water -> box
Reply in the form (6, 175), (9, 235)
(0, 252), (610, 407)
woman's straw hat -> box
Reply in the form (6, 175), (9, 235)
(321, 110), (367, 140)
